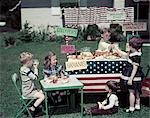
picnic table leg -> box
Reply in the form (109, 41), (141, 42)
(70, 91), (75, 110)
(80, 88), (83, 118)
(45, 92), (48, 118)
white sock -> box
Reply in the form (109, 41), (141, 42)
(135, 104), (140, 109)
(29, 106), (35, 111)
(129, 107), (135, 111)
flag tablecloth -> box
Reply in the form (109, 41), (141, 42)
(68, 59), (127, 93)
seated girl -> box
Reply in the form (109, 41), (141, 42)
(84, 81), (119, 116)
(43, 51), (67, 103)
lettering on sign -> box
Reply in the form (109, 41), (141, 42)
(122, 22), (147, 31)
(55, 27), (78, 37)
(64, 7), (134, 24)
(107, 11), (126, 20)
(65, 60), (88, 71)
(61, 45), (76, 54)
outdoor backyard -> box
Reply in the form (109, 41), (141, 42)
(0, 34), (150, 118)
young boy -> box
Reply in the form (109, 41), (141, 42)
(20, 52), (45, 116)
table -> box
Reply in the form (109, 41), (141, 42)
(67, 59), (127, 93)
(40, 77), (84, 118)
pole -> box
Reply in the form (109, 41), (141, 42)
(136, 2), (139, 35)
(78, 0), (80, 7)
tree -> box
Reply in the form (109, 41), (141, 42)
(0, 0), (21, 30)
(0, 0), (19, 14)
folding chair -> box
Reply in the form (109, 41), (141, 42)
(11, 73), (35, 118)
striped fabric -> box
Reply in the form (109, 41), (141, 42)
(82, 77), (121, 92)
(68, 59), (127, 93)
(141, 78), (150, 97)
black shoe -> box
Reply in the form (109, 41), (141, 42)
(24, 109), (35, 117)
(135, 108), (140, 111)
(34, 107), (42, 116)
(35, 111), (46, 117)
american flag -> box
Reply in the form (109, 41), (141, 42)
(68, 59), (127, 93)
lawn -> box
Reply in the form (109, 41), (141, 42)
(0, 40), (150, 118)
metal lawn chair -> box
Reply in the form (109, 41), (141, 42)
(11, 73), (35, 118)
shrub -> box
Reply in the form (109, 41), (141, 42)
(84, 24), (101, 41)
(31, 25), (50, 42)
(1, 32), (22, 48)
(55, 35), (64, 43)
(1, 22), (55, 48)
(110, 24), (124, 42)
(3, 33), (16, 47)
(18, 21), (32, 42)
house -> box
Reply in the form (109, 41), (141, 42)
(1, 0), (149, 42)
(21, 0), (150, 42)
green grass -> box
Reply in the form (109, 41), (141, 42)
(0, 40), (150, 118)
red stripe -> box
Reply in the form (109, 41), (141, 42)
(142, 78), (150, 87)
(84, 83), (106, 86)
(77, 77), (121, 80)
(142, 78), (150, 81)
(83, 89), (106, 92)
(142, 83), (150, 88)
(83, 91), (106, 93)
(141, 90), (150, 97)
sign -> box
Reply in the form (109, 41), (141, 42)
(61, 45), (76, 54)
(133, 0), (149, 2)
(64, 7), (134, 24)
(65, 60), (88, 71)
(122, 22), (147, 31)
(133, 0), (140, 2)
(106, 10), (126, 20)
(55, 27), (78, 37)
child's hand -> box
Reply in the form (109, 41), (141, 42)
(33, 59), (39, 68)
(128, 79), (132, 85)
(111, 44), (115, 49)
(109, 44), (115, 49)
(108, 44), (115, 52)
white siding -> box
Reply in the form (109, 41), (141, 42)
(21, 8), (62, 29)
(114, 0), (125, 8)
